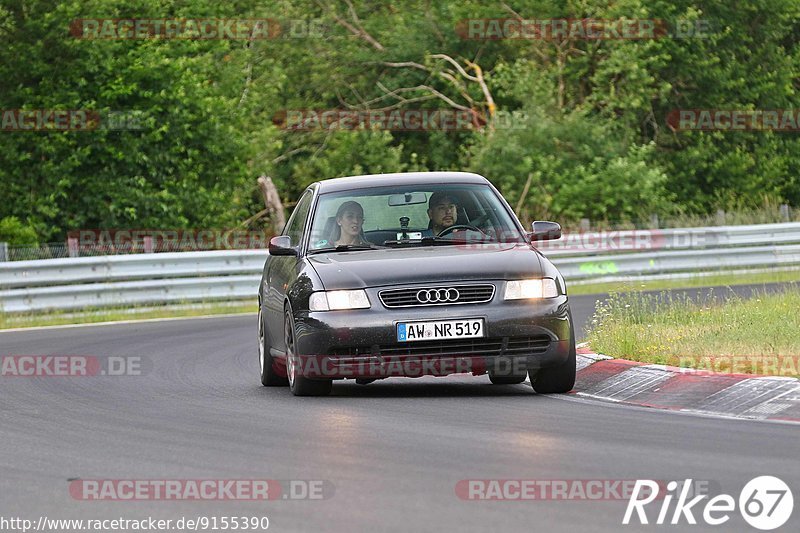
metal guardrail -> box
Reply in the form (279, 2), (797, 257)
(537, 221), (800, 256)
(553, 244), (800, 279)
(0, 250), (267, 289)
(2, 222), (800, 313)
(0, 276), (259, 313)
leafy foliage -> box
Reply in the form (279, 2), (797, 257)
(1, 0), (798, 240)
(0, 216), (39, 245)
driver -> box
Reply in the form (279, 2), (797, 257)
(423, 191), (459, 237)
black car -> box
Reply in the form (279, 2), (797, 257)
(258, 172), (575, 396)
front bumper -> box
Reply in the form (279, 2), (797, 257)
(292, 287), (572, 380)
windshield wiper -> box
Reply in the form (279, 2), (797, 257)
(383, 236), (461, 247)
(309, 244), (380, 254)
(383, 234), (500, 247)
(336, 244), (378, 251)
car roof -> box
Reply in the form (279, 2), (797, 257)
(313, 172), (489, 194)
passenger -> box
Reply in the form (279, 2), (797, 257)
(423, 191), (460, 236)
(330, 200), (370, 246)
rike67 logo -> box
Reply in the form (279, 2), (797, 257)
(624, 476), (793, 530)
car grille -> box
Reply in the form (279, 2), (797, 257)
(328, 335), (550, 359)
(378, 284), (495, 308)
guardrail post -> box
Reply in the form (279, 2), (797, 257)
(0, 242), (7, 262)
(649, 213), (659, 228)
(715, 209), (726, 225)
(780, 204), (791, 222)
(580, 218), (590, 231)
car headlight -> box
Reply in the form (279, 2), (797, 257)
(309, 290), (371, 311)
(504, 278), (559, 300)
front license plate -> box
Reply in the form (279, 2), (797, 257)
(397, 319), (485, 342)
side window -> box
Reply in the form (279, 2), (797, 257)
(282, 190), (314, 246)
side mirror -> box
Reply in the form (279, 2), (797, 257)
(269, 235), (298, 256)
(530, 221), (562, 241)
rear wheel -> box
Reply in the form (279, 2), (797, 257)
(530, 340), (576, 394)
(259, 305), (288, 387)
(285, 309), (332, 397)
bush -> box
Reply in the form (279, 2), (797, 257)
(0, 217), (39, 246)
(468, 108), (674, 225)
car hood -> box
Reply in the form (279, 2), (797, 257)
(308, 243), (543, 290)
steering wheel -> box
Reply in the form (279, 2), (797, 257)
(437, 224), (488, 237)
(469, 213), (490, 227)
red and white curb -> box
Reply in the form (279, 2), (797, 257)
(569, 346), (800, 423)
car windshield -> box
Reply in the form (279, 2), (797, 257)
(308, 183), (525, 251)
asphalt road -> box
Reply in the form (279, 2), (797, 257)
(1, 287), (798, 532)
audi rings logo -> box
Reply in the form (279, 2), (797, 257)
(416, 288), (460, 304)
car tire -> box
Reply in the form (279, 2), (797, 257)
(285, 309), (332, 397)
(488, 372), (527, 385)
(259, 304), (288, 387)
(530, 339), (576, 394)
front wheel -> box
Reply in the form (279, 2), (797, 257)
(285, 310), (332, 397)
(530, 341), (576, 394)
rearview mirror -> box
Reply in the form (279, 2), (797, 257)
(388, 192), (427, 206)
(530, 221), (562, 241)
(269, 235), (298, 256)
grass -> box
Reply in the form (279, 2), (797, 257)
(585, 286), (800, 377)
(0, 300), (257, 330)
(568, 269), (800, 295)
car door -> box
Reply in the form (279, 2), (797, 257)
(263, 188), (314, 345)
